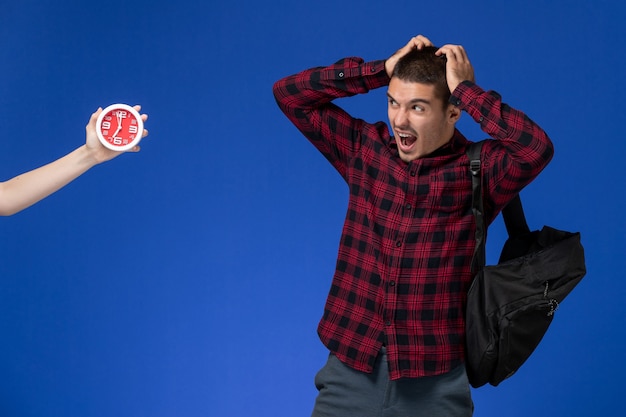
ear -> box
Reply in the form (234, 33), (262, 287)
(447, 104), (462, 125)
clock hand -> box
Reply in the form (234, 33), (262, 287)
(111, 111), (123, 137)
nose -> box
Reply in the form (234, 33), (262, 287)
(393, 108), (408, 128)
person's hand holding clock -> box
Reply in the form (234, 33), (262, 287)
(96, 104), (145, 152)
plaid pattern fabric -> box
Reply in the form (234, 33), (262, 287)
(273, 57), (553, 379)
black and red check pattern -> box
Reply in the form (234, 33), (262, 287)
(273, 57), (553, 379)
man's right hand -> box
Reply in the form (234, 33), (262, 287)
(385, 35), (434, 77)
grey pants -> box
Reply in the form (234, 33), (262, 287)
(311, 348), (474, 417)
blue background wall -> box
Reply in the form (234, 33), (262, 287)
(1, 0), (624, 416)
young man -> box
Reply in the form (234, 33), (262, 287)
(0, 105), (149, 216)
(273, 35), (553, 416)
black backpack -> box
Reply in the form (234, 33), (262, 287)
(464, 141), (586, 388)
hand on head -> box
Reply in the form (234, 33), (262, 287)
(385, 35), (435, 77)
(435, 44), (475, 94)
(386, 35), (475, 93)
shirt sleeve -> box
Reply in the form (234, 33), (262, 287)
(450, 81), (555, 217)
(272, 57), (389, 179)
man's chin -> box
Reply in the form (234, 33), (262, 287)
(399, 151), (417, 163)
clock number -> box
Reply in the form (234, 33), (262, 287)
(113, 137), (123, 145)
(128, 125), (138, 134)
(102, 121), (111, 129)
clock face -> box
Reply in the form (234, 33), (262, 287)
(96, 104), (144, 151)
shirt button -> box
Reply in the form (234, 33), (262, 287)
(385, 321), (392, 326)
(395, 241), (402, 247)
(410, 171), (416, 177)
(405, 203), (412, 210)
(389, 281), (396, 287)
(479, 116), (484, 122)
(338, 72), (344, 78)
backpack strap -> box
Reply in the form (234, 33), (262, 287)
(501, 189), (531, 237)
(467, 141), (486, 273)
(466, 141), (532, 271)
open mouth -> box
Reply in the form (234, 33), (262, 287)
(398, 133), (417, 147)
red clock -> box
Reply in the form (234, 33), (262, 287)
(96, 104), (144, 151)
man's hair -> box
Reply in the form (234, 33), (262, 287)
(391, 46), (450, 108)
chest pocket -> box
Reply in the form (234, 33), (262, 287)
(427, 166), (472, 217)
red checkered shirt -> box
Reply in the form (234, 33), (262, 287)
(273, 57), (553, 379)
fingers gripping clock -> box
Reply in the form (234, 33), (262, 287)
(96, 104), (144, 151)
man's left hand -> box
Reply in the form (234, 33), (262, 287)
(436, 44), (475, 94)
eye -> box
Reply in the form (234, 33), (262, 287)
(412, 105), (425, 112)
(388, 98), (398, 107)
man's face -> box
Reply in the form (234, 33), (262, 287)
(387, 77), (458, 162)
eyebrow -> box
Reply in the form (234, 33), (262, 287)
(386, 92), (432, 106)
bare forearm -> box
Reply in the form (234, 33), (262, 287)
(0, 105), (149, 216)
(0, 145), (99, 216)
